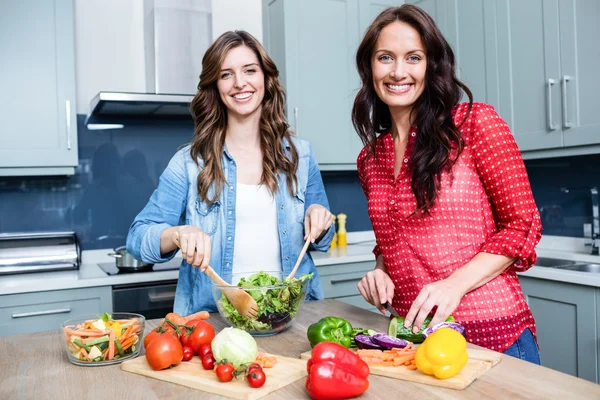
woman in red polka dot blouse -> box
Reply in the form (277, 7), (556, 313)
(353, 5), (542, 363)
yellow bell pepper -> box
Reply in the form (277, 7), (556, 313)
(415, 327), (468, 379)
(109, 321), (122, 337)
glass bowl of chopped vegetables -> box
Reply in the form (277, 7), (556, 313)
(212, 270), (312, 336)
(61, 312), (145, 366)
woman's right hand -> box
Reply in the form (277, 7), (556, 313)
(357, 264), (395, 314)
(173, 225), (211, 271)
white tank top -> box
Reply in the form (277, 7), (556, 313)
(232, 184), (282, 282)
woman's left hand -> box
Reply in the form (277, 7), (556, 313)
(304, 204), (334, 243)
(404, 278), (466, 333)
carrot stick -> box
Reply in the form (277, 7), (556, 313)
(65, 329), (110, 337)
(407, 364), (418, 370)
(184, 310), (210, 321)
(80, 347), (90, 361)
(108, 330), (115, 360)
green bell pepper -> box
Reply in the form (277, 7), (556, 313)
(307, 316), (355, 348)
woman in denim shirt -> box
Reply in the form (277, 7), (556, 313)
(126, 31), (334, 316)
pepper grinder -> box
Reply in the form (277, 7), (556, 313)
(330, 214), (338, 248)
(337, 213), (347, 246)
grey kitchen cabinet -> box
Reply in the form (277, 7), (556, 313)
(263, 0), (399, 170)
(0, 287), (113, 336)
(0, 0), (79, 176)
(493, 0), (600, 153)
(317, 261), (378, 313)
(519, 276), (597, 383)
(557, 0), (600, 148)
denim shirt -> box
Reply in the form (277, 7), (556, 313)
(126, 137), (333, 315)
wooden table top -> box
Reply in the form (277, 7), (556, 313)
(1, 299), (599, 399)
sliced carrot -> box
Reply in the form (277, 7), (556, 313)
(407, 364), (418, 370)
(80, 347), (90, 361)
(108, 330), (115, 360)
(66, 329), (110, 337)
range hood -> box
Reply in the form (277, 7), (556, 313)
(85, 0), (211, 128)
(85, 92), (194, 126)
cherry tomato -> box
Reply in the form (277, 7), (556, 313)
(145, 334), (183, 371)
(180, 320), (215, 355)
(201, 353), (215, 370)
(215, 362), (235, 382)
(246, 363), (262, 373)
(198, 343), (212, 357)
(247, 368), (266, 388)
(182, 345), (194, 362)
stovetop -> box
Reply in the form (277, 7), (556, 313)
(97, 262), (180, 276)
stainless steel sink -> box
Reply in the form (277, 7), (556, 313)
(561, 263), (600, 273)
(534, 257), (577, 267)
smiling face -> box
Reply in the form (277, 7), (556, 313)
(217, 45), (265, 119)
(371, 21), (427, 116)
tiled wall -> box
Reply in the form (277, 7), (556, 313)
(0, 116), (596, 250)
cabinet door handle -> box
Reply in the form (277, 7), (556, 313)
(330, 277), (361, 285)
(12, 308), (72, 318)
(561, 75), (573, 128)
(546, 79), (557, 131)
(65, 100), (72, 150)
(294, 107), (299, 136)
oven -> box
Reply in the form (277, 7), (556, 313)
(112, 280), (178, 320)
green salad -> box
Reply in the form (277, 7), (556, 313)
(218, 271), (313, 332)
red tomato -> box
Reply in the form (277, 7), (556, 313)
(144, 328), (177, 349)
(215, 362), (235, 382)
(198, 343), (212, 357)
(247, 368), (266, 388)
(201, 353), (215, 370)
(182, 320), (215, 355)
(246, 363), (262, 373)
(145, 334), (183, 371)
(182, 345), (194, 362)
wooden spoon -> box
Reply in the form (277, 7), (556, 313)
(285, 236), (311, 281)
(171, 232), (258, 319)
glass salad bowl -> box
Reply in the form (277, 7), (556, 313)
(61, 312), (145, 366)
(211, 270), (311, 336)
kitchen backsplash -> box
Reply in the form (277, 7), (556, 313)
(0, 116), (596, 249)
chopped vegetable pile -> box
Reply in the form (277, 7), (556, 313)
(63, 313), (142, 363)
(218, 271), (313, 332)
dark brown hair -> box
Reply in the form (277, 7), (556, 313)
(189, 30), (298, 205)
(352, 4), (472, 213)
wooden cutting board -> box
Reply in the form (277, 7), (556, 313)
(121, 353), (307, 400)
(300, 347), (502, 390)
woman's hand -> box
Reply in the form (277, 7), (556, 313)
(357, 264), (395, 314)
(404, 278), (466, 333)
(173, 225), (212, 271)
(304, 204), (334, 243)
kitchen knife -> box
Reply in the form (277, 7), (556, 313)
(383, 301), (400, 318)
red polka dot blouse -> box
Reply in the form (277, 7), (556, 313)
(357, 102), (542, 352)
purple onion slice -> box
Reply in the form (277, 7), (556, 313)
(422, 322), (466, 339)
(371, 333), (411, 349)
(354, 334), (384, 350)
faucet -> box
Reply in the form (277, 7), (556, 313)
(560, 186), (600, 255)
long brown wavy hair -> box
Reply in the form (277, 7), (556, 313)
(189, 30), (298, 205)
(352, 5), (473, 213)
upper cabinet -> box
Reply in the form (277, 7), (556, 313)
(263, 0), (398, 170)
(558, 0), (600, 148)
(409, 1), (600, 157)
(0, 0), (79, 176)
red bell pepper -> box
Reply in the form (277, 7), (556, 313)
(305, 342), (370, 400)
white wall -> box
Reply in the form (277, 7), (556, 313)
(211, 0), (262, 42)
(74, 0), (262, 115)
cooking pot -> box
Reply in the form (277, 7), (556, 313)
(108, 246), (153, 271)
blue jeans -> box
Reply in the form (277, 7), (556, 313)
(502, 328), (540, 365)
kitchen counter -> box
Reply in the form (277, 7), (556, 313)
(1, 299), (598, 399)
(3, 232), (600, 296)
(0, 233), (378, 296)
